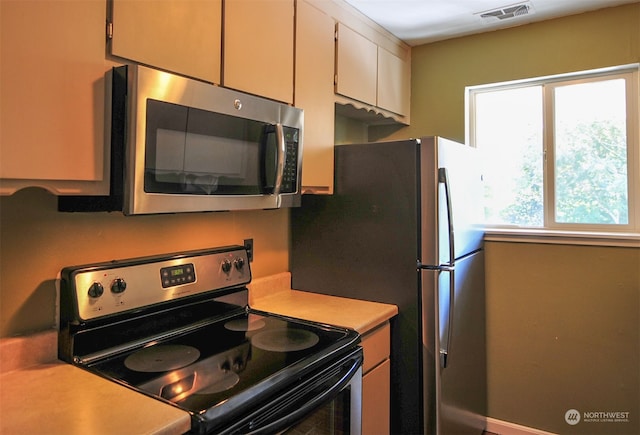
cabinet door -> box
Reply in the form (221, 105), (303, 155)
(361, 322), (391, 373)
(224, 0), (294, 104)
(111, 0), (222, 84)
(295, 0), (335, 194)
(377, 47), (410, 116)
(362, 359), (391, 435)
(0, 0), (110, 194)
(335, 23), (377, 106)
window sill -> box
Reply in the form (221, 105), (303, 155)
(484, 228), (640, 248)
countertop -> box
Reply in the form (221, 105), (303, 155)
(0, 272), (397, 434)
(249, 273), (398, 335)
(0, 362), (191, 435)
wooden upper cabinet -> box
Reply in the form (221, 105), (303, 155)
(110, 0), (222, 84)
(377, 47), (410, 116)
(335, 23), (377, 106)
(334, 17), (411, 120)
(224, 0), (294, 104)
(0, 0), (111, 195)
(295, 0), (336, 194)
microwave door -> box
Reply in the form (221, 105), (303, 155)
(260, 123), (285, 198)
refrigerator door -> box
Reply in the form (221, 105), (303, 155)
(424, 250), (487, 435)
(420, 136), (484, 267)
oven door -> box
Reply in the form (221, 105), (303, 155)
(218, 347), (363, 435)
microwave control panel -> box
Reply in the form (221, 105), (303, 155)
(282, 131), (299, 193)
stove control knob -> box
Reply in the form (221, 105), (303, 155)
(234, 257), (245, 271)
(87, 282), (104, 298)
(221, 259), (232, 274)
(110, 278), (127, 294)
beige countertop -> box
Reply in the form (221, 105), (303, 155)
(249, 272), (398, 335)
(0, 361), (191, 435)
(0, 272), (396, 435)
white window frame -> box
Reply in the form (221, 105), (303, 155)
(466, 64), (640, 246)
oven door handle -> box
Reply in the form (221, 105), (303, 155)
(243, 351), (362, 434)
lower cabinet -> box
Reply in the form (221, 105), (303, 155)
(363, 359), (391, 435)
(361, 322), (391, 434)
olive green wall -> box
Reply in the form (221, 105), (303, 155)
(485, 242), (639, 434)
(397, 2), (640, 143)
(386, 4), (640, 434)
(0, 188), (289, 337)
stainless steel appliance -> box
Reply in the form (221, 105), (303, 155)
(291, 136), (487, 434)
(59, 65), (304, 215)
(58, 245), (362, 434)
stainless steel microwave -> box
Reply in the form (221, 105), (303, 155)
(59, 65), (303, 215)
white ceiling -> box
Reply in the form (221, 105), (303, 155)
(344, 0), (639, 46)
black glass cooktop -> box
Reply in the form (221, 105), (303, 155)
(83, 309), (357, 415)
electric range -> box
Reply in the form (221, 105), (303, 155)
(58, 245), (363, 434)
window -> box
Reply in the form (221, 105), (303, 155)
(467, 65), (639, 235)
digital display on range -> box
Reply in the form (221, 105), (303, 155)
(160, 263), (196, 288)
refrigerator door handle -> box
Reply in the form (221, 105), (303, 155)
(438, 168), (455, 269)
(440, 268), (455, 369)
(438, 168), (455, 369)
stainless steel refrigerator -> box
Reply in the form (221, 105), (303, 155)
(291, 136), (486, 435)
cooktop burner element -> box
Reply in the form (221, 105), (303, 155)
(195, 372), (240, 395)
(224, 315), (266, 332)
(124, 345), (201, 373)
(251, 328), (320, 352)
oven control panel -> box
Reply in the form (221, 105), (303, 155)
(160, 263), (196, 288)
(61, 246), (251, 321)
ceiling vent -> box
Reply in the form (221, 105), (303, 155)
(477, 2), (534, 22)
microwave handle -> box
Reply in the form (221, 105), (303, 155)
(272, 123), (286, 197)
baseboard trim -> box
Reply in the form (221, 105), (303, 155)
(485, 417), (557, 435)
